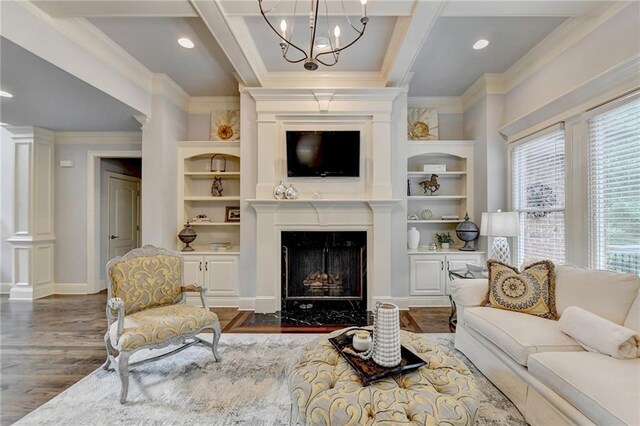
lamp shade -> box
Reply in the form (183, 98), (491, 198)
(480, 210), (519, 237)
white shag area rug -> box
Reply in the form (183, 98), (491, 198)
(16, 333), (526, 426)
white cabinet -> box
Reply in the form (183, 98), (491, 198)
(182, 253), (238, 297)
(410, 252), (484, 298)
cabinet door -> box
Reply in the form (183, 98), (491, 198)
(445, 254), (485, 295)
(204, 255), (238, 296)
(183, 256), (204, 286)
(410, 255), (446, 296)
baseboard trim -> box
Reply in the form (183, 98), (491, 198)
(238, 298), (255, 311)
(54, 283), (89, 294)
(408, 296), (451, 308)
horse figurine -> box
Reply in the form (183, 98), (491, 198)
(418, 174), (440, 195)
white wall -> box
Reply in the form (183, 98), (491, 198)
(54, 141), (141, 286)
(0, 127), (13, 288)
(141, 95), (187, 249)
(438, 113), (464, 140)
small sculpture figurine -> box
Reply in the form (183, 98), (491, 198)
(418, 174), (440, 195)
(211, 177), (223, 197)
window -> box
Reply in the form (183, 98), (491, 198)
(587, 96), (640, 274)
(511, 128), (566, 267)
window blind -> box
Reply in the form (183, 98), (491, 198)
(587, 96), (640, 274)
(512, 129), (566, 267)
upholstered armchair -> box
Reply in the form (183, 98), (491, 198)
(103, 245), (221, 403)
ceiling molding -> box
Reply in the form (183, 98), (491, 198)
(218, 1), (415, 17)
(382, 1), (445, 87)
(260, 71), (386, 89)
(188, 96), (241, 114)
(501, 2), (632, 94)
(152, 74), (190, 111)
(246, 87), (403, 103)
(440, 1), (613, 17)
(407, 97), (463, 114)
(500, 55), (640, 141)
(223, 15), (269, 83)
(461, 74), (506, 111)
(190, 0), (260, 87)
(54, 131), (142, 145)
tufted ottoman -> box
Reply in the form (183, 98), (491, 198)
(288, 329), (480, 425)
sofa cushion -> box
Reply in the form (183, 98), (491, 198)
(483, 260), (558, 320)
(464, 307), (583, 366)
(528, 352), (640, 426)
(624, 290), (640, 333)
(556, 265), (640, 325)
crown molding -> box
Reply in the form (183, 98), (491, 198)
(260, 71), (386, 89)
(246, 87), (403, 103)
(188, 96), (241, 114)
(501, 2), (632, 94)
(499, 55), (640, 141)
(461, 74), (506, 111)
(54, 131), (142, 145)
(152, 74), (190, 111)
(408, 97), (463, 114)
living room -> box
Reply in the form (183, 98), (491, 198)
(1, 0), (639, 425)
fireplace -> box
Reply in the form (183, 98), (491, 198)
(281, 231), (367, 324)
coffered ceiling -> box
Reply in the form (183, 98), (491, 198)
(0, 0), (622, 131)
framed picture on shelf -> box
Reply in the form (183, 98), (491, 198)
(225, 206), (240, 222)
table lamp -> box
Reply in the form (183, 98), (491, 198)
(480, 210), (519, 265)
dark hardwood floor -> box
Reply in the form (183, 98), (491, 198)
(0, 292), (451, 425)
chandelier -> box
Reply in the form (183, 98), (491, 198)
(258, 0), (369, 71)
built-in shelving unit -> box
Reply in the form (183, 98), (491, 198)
(406, 140), (475, 252)
(177, 141), (241, 254)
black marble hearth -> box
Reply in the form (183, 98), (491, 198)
(248, 309), (372, 326)
(280, 231), (367, 325)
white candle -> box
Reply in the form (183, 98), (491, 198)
(360, 0), (367, 17)
(334, 25), (340, 49)
(280, 19), (287, 39)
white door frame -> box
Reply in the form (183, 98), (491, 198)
(104, 171), (141, 268)
(87, 150), (142, 294)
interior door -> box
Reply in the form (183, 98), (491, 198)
(108, 174), (140, 259)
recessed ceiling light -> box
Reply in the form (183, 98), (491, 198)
(178, 38), (194, 49)
(473, 39), (490, 50)
(0, 90), (14, 98)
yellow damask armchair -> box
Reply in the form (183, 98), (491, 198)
(103, 245), (221, 403)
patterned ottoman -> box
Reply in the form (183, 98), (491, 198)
(288, 329), (479, 425)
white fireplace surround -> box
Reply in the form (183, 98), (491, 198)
(246, 88), (404, 313)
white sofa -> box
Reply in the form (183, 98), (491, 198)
(452, 265), (640, 426)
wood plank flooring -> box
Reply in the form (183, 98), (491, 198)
(0, 292), (451, 425)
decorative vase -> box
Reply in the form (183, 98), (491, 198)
(442, 242), (450, 249)
(178, 222), (197, 252)
(284, 185), (299, 200)
(273, 181), (286, 199)
(352, 330), (372, 352)
(456, 212), (479, 251)
(407, 227), (420, 249)
(372, 303), (402, 367)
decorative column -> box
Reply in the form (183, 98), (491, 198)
(6, 127), (55, 301)
(250, 202), (280, 313)
(368, 201), (396, 308)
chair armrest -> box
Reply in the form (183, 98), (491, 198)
(451, 279), (488, 307)
(106, 297), (125, 340)
(181, 284), (208, 310)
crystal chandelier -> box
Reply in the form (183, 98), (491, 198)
(258, 0), (369, 71)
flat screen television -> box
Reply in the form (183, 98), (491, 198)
(286, 131), (360, 177)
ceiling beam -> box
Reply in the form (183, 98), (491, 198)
(190, 0), (260, 87)
(440, 1), (611, 17)
(31, 1), (198, 18)
(218, 0), (415, 17)
(382, 0), (444, 87)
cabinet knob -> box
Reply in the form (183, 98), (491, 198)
(441, 260), (444, 270)
(205, 262), (208, 271)
(199, 261), (202, 271)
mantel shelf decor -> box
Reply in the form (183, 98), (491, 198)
(258, 0), (369, 71)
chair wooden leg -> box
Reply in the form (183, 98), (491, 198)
(102, 332), (114, 371)
(117, 352), (130, 404)
(212, 322), (222, 362)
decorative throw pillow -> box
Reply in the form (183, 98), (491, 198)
(483, 260), (558, 320)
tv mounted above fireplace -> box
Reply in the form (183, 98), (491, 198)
(286, 131), (360, 178)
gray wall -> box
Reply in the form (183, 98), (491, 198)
(0, 127), (13, 286)
(54, 142), (141, 285)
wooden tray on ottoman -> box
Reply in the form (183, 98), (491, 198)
(328, 329), (427, 385)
